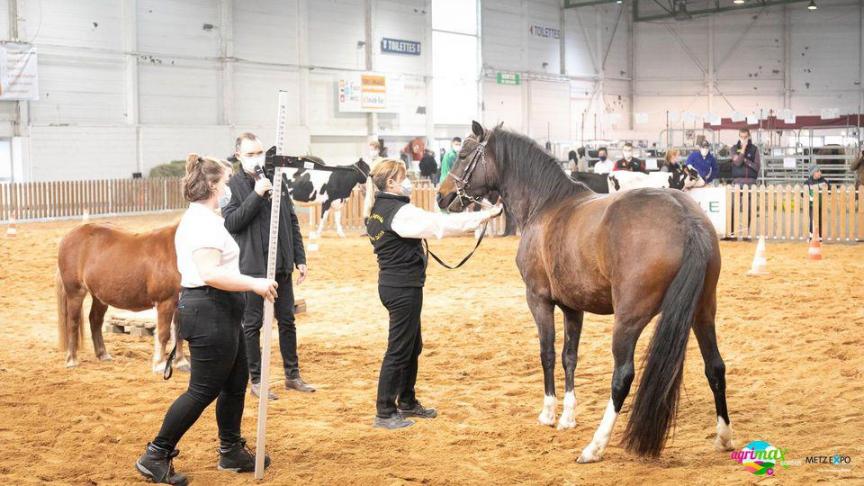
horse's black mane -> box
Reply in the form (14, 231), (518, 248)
(489, 128), (589, 212)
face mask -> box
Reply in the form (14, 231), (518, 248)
(368, 149), (378, 160)
(453, 145), (461, 152)
(623, 151), (632, 159)
(240, 154), (265, 173)
(400, 178), (413, 198)
(218, 184), (232, 208)
(599, 155), (607, 162)
(700, 148), (709, 157)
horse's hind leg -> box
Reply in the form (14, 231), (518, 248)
(151, 299), (178, 373)
(557, 307), (583, 430)
(578, 309), (651, 463)
(526, 289), (557, 426)
(693, 292), (734, 452)
(65, 290), (87, 368)
(88, 297), (111, 361)
(171, 308), (190, 372)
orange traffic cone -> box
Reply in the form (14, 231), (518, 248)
(5, 217), (17, 238)
(808, 237), (822, 261)
(746, 236), (769, 276)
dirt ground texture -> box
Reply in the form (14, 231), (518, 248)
(0, 212), (862, 485)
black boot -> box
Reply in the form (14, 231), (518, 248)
(218, 438), (271, 473)
(135, 443), (188, 485)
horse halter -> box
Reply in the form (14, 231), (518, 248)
(448, 139), (489, 207)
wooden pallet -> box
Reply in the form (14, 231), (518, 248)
(106, 314), (156, 337)
(104, 299), (307, 338)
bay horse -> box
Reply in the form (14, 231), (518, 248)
(437, 121), (733, 462)
(57, 223), (188, 372)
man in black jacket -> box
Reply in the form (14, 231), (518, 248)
(223, 132), (314, 399)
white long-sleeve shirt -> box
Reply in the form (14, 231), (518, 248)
(390, 203), (499, 240)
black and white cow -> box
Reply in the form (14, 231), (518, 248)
(607, 165), (705, 193)
(264, 149), (369, 237)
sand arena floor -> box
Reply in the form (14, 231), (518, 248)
(0, 212), (862, 485)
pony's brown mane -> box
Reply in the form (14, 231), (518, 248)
(489, 127), (589, 219)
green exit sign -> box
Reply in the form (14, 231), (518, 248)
(496, 72), (521, 85)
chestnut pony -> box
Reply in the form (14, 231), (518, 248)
(438, 122), (733, 462)
(57, 222), (188, 372)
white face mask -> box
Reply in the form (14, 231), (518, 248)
(623, 150), (633, 159)
(368, 149), (379, 160)
(239, 154), (265, 174)
(400, 178), (413, 198)
(218, 184), (232, 208)
(452, 144), (461, 152)
(700, 148), (709, 157)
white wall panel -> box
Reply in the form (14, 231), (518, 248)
(308, 0), (365, 70)
(233, 0), (299, 65)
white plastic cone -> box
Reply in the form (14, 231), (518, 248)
(6, 217), (17, 238)
(82, 208), (90, 223)
(746, 236), (769, 276)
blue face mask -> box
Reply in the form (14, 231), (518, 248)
(218, 184), (232, 208)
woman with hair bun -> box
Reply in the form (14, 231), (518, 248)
(135, 154), (278, 485)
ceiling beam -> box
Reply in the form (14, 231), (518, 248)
(633, 0), (812, 22)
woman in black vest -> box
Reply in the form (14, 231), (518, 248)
(366, 159), (501, 429)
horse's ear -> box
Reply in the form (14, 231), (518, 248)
(471, 120), (485, 140)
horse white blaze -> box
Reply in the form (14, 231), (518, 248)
(538, 394), (557, 426)
(714, 415), (734, 451)
(557, 390), (577, 430)
(577, 398), (617, 463)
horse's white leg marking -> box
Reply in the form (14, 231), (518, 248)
(152, 330), (165, 373)
(714, 415), (734, 452)
(557, 390), (577, 430)
(577, 398), (618, 463)
(538, 394), (557, 426)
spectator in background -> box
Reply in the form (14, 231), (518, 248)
(567, 150), (579, 177)
(440, 137), (462, 184)
(613, 143), (647, 173)
(592, 147), (613, 174)
(686, 140), (719, 184)
(659, 148), (681, 173)
(401, 137), (426, 175)
(806, 163), (831, 240)
(419, 149), (438, 184)
(731, 127), (760, 185)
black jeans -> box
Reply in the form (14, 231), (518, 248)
(376, 285), (423, 418)
(242, 272), (299, 383)
(152, 287), (247, 451)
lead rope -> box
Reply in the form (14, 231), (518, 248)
(423, 221), (488, 270)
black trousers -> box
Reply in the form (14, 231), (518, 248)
(242, 272), (299, 384)
(376, 285), (423, 418)
(152, 287), (247, 451)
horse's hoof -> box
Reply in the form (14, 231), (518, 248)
(65, 359), (79, 368)
(714, 436), (734, 452)
(577, 444), (603, 463)
(97, 353), (113, 362)
(152, 362), (166, 374)
(556, 416), (576, 430)
(538, 412), (557, 427)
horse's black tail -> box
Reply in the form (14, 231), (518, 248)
(622, 216), (712, 457)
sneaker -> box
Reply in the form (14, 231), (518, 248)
(373, 413), (414, 429)
(135, 443), (188, 485)
(217, 438), (271, 473)
(285, 376), (316, 393)
(398, 403), (438, 419)
(250, 382), (278, 401)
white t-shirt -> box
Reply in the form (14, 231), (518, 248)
(175, 202), (240, 288)
(593, 160), (614, 174)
